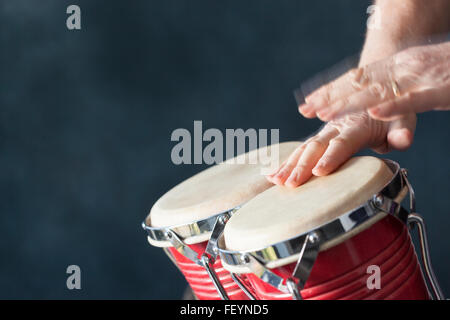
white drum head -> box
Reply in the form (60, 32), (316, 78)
(224, 156), (395, 256)
(147, 141), (301, 246)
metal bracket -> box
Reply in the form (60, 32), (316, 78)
(291, 232), (321, 288)
(165, 229), (203, 266)
(245, 253), (288, 293)
(402, 169), (444, 300)
(231, 273), (257, 300)
(239, 232), (320, 300)
(202, 212), (231, 300)
(401, 169), (416, 213)
(165, 213), (232, 300)
(408, 213), (444, 300)
(288, 231), (321, 299)
(201, 254), (229, 300)
(373, 168), (445, 300)
(370, 192), (408, 224)
(205, 212), (230, 262)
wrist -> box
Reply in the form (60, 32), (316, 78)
(359, 0), (450, 66)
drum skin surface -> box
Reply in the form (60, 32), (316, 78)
(224, 156), (394, 253)
(221, 156), (430, 300)
(149, 141), (301, 228)
(145, 141), (301, 300)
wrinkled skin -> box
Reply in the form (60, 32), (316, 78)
(265, 0), (450, 189)
(266, 111), (416, 188)
(299, 42), (450, 122)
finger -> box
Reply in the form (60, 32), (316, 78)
(316, 82), (392, 121)
(304, 60), (393, 114)
(266, 159), (288, 177)
(386, 113), (416, 151)
(271, 144), (307, 185)
(285, 127), (338, 188)
(285, 127), (338, 187)
(265, 159), (287, 183)
(368, 85), (450, 121)
(298, 103), (319, 118)
(312, 129), (367, 176)
(303, 67), (367, 113)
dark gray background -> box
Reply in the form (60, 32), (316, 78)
(0, 0), (448, 299)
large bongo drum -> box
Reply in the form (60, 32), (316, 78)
(218, 156), (444, 300)
(142, 141), (301, 300)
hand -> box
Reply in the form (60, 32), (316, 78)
(266, 112), (416, 188)
(298, 42), (450, 122)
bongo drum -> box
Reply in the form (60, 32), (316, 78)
(142, 141), (301, 300)
(218, 156), (444, 300)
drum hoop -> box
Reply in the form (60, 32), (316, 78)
(142, 206), (240, 245)
(217, 159), (407, 269)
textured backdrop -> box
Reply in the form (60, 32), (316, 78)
(0, 0), (449, 299)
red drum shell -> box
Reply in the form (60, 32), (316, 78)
(244, 215), (430, 300)
(168, 242), (253, 300)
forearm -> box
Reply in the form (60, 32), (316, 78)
(360, 0), (450, 65)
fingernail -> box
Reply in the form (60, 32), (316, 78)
(317, 109), (332, 121)
(275, 169), (287, 180)
(270, 165), (284, 177)
(298, 103), (311, 113)
(285, 176), (295, 186)
(312, 162), (325, 175)
(285, 168), (299, 187)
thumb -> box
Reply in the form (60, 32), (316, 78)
(387, 113), (416, 151)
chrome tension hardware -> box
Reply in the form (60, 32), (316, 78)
(201, 254), (229, 300)
(286, 279), (302, 300)
(142, 208), (235, 245)
(164, 229), (203, 266)
(370, 193), (408, 223)
(400, 168), (444, 300)
(370, 168), (444, 300)
(202, 212), (231, 300)
(408, 214), (444, 300)
(401, 169), (416, 213)
(205, 212), (230, 261)
(288, 231), (321, 300)
(231, 231), (321, 300)
(158, 212), (232, 300)
(231, 273), (257, 300)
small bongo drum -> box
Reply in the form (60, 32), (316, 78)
(142, 141), (301, 300)
(218, 156), (444, 300)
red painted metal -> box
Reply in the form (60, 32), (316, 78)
(168, 243), (251, 300)
(245, 215), (430, 300)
